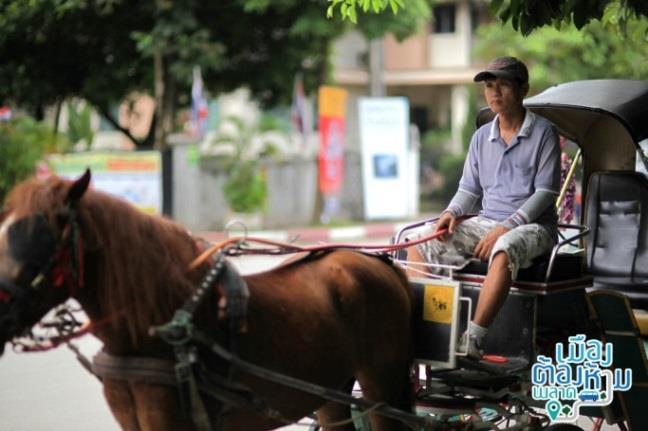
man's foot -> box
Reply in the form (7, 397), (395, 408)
(458, 331), (483, 360)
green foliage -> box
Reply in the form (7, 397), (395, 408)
(327, 0), (405, 23)
(326, 0), (430, 40)
(66, 101), (95, 150)
(0, 0), (430, 152)
(461, 87), (478, 153)
(0, 117), (67, 203)
(488, 0), (648, 35)
(422, 89), (479, 204)
(421, 128), (452, 172)
(222, 161), (267, 213)
(359, 0), (430, 40)
(437, 153), (465, 202)
(258, 113), (286, 133)
(328, 0), (648, 35)
(0, 0), (340, 137)
(0, 0), (150, 117)
(475, 15), (648, 92)
(206, 115), (275, 213)
(131, 1), (225, 86)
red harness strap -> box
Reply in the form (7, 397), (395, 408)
(189, 225), (453, 271)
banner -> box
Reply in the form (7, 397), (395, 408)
(318, 86), (347, 220)
(190, 66), (209, 139)
(48, 151), (162, 214)
(358, 97), (413, 220)
(291, 72), (306, 138)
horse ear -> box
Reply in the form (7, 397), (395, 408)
(66, 168), (91, 205)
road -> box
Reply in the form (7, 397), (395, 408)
(0, 251), (613, 431)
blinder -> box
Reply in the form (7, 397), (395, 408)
(0, 208), (81, 347)
(8, 213), (57, 270)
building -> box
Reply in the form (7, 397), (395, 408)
(331, 0), (491, 152)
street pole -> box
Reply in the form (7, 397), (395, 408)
(368, 38), (385, 97)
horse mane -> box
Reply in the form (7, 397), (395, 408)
(5, 176), (201, 346)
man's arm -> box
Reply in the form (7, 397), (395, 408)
(445, 189), (479, 218)
(500, 190), (556, 230)
(437, 133), (482, 237)
(436, 189), (479, 238)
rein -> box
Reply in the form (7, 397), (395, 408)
(188, 223), (457, 271)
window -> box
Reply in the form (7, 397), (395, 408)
(433, 4), (456, 34)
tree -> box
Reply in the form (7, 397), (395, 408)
(329, 0), (648, 35)
(474, 16), (648, 93)
(487, 0), (648, 35)
(0, 0), (428, 149)
(0, 1), (153, 142)
(0, 117), (68, 202)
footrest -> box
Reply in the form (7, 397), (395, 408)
(434, 368), (519, 392)
(457, 355), (530, 376)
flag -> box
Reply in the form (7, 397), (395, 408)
(0, 105), (12, 121)
(191, 66), (209, 139)
(291, 72), (306, 138)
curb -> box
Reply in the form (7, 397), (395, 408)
(197, 221), (417, 244)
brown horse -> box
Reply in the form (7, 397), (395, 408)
(0, 171), (414, 431)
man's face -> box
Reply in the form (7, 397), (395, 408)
(483, 78), (528, 115)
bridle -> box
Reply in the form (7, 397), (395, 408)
(0, 204), (85, 346)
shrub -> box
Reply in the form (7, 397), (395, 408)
(437, 153), (466, 202)
(0, 117), (67, 202)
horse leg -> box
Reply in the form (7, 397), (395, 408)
(355, 360), (414, 431)
(315, 379), (356, 431)
(103, 378), (141, 431)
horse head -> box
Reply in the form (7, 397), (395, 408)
(0, 169), (91, 355)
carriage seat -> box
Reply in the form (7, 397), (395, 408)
(585, 171), (648, 311)
(456, 252), (583, 283)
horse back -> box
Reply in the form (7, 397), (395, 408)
(241, 250), (412, 364)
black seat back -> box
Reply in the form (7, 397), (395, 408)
(585, 171), (648, 308)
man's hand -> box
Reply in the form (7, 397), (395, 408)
(473, 225), (510, 261)
(434, 211), (457, 241)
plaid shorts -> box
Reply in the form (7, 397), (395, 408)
(412, 216), (555, 279)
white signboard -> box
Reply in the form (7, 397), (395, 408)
(359, 97), (417, 220)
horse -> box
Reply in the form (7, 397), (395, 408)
(0, 170), (414, 431)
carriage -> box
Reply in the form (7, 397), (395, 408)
(393, 79), (648, 431)
(0, 79), (647, 431)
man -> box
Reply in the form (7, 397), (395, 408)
(407, 57), (560, 359)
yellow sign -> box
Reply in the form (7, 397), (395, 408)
(318, 86), (347, 118)
(423, 284), (454, 324)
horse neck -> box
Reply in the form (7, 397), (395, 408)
(74, 193), (202, 353)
